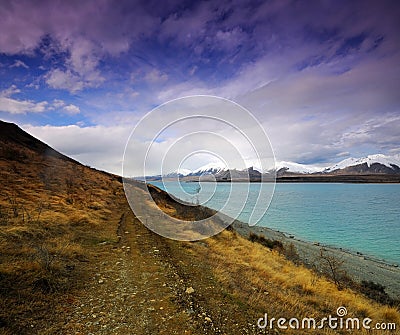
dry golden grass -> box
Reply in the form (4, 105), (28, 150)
(0, 141), (127, 333)
(201, 230), (399, 334)
(1, 135), (398, 334)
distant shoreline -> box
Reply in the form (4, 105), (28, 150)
(275, 174), (400, 183)
(146, 174), (400, 183)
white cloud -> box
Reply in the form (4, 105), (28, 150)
(22, 123), (245, 176)
(46, 69), (85, 92)
(10, 59), (29, 69)
(0, 90), (81, 116)
(0, 85), (47, 114)
(21, 98), (279, 176)
(23, 124), (131, 175)
(45, 38), (105, 93)
(52, 99), (65, 108)
(26, 82), (39, 89)
(63, 104), (80, 115)
(48, 99), (80, 115)
(1, 85), (21, 96)
(45, 66), (103, 93)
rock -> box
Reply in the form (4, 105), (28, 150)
(98, 279), (104, 284)
(185, 287), (195, 294)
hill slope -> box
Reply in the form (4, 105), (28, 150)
(0, 120), (78, 163)
(0, 121), (398, 334)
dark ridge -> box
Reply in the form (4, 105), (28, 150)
(0, 120), (125, 183)
(0, 120), (80, 165)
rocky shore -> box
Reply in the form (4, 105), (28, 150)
(232, 221), (400, 299)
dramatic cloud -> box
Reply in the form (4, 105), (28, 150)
(0, 0), (399, 169)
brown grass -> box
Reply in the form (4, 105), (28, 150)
(0, 139), (399, 334)
(201, 230), (399, 334)
(0, 142), (126, 333)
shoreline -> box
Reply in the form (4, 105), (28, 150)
(148, 178), (400, 184)
(174, 173), (400, 183)
(260, 227), (399, 268)
(232, 221), (400, 300)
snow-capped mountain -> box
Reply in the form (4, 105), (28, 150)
(161, 162), (227, 179)
(178, 168), (192, 176)
(158, 153), (400, 180)
(324, 154), (400, 173)
(275, 161), (324, 174)
(163, 168), (192, 178)
(190, 162), (227, 176)
(275, 154), (400, 174)
(186, 161), (322, 175)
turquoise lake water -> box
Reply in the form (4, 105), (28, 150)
(150, 182), (400, 265)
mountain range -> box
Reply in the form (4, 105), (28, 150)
(1, 119), (398, 183)
(158, 154), (400, 183)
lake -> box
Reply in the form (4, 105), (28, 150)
(150, 181), (400, 265)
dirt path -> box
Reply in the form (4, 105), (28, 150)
(59, 211), (196, 334)
(56, 207), (266, 335)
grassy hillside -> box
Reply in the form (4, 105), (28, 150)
(0, 121), (398, 334)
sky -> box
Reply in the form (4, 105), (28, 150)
(0, 0), (399, 175)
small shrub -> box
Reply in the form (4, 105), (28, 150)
(360, 280), (393, 305)
(32, 243), (57, 272)
(284, 242), (301, 264)
(249, 232), (283, 251)
(318, 248), (346, 289)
